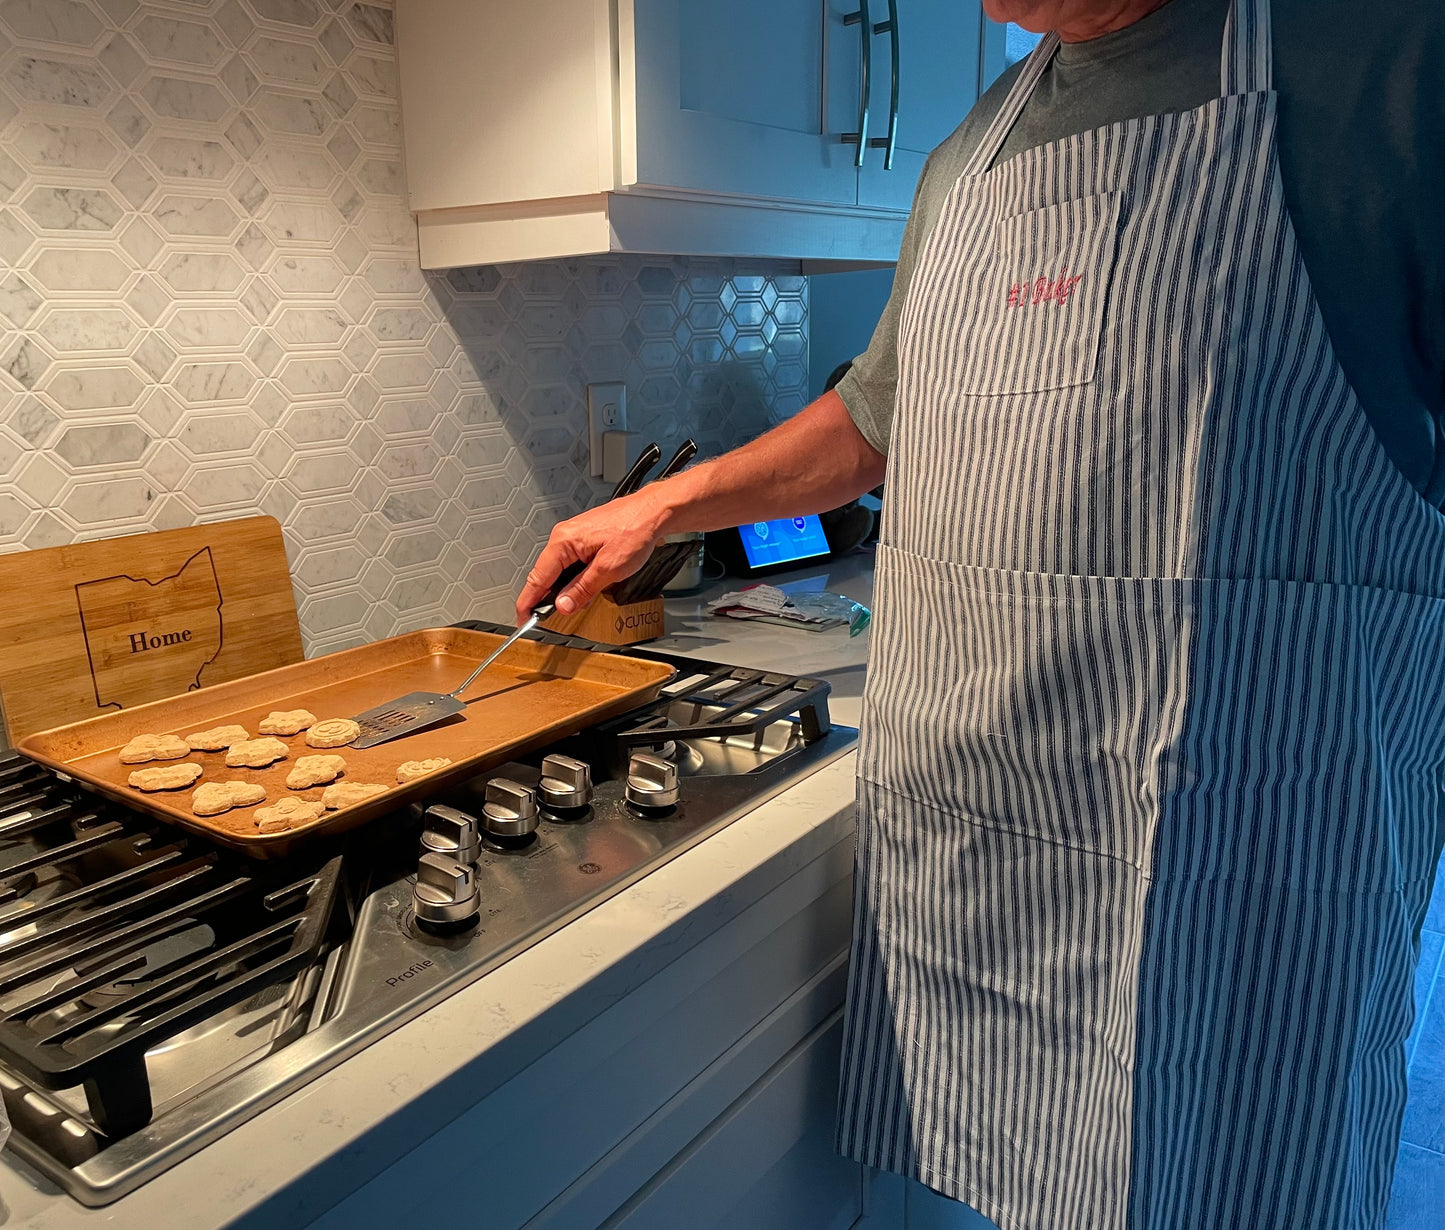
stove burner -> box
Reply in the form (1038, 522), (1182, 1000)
(0, 760), (344, 1139)
(633, 733), (707, 776)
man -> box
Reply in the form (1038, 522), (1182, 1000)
(517, 0), (1443, 1224)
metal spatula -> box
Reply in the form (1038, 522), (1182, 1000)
(350, 441), (661, 750)
(350, 563), (584, 749)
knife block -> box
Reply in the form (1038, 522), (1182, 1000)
(540, 590), (666, 645)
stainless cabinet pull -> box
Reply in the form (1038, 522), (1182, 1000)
(840, 0), (872, 168)
(867, 0), (899, 169)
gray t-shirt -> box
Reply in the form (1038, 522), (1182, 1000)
(837, 0), (1444, 506)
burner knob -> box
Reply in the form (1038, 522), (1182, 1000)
(537, 754), (593, 811)
(626, 752), (680, 811)
(481, 778), (539, 838)
(412, 853), (480, 925)
(419, 804), (481, 864)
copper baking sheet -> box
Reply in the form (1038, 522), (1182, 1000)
(17, 627), (674, 857)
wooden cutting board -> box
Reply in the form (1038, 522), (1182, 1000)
(0, 516), (303, 746)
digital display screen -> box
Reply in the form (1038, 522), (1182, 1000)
(737, 516), (830, 569)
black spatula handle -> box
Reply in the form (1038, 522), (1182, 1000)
(532, 561), (587, 621)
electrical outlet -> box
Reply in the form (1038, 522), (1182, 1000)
(586, 383), (627, 477)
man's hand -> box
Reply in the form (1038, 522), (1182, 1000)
(515, 488), (670, 622)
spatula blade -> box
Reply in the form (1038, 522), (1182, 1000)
(350, 692), (467, 749)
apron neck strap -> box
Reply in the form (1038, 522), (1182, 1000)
(961, 32), (1061, 177)
(1222, 0), (1273, 94)
(962, 0), (1273, 179)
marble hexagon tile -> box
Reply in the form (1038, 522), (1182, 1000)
(0, 0), (809, 654)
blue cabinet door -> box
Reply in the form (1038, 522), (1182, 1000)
(855, 0), (985, 213)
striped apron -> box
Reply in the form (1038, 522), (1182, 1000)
(836, 0), (1445, 1225)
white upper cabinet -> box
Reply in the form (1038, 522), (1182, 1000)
(395, 0), (986, 269)
(628, 0), (858, 205)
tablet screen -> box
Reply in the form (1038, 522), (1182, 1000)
(737, 516), (830, 569)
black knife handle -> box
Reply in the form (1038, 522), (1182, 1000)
(532, 560), (587, 620)
(653, 438), (698, 485)
(611, 442), (662, 501)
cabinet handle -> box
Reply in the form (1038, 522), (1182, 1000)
(840, 0), (872, 168)
(867, 0), (899, 170)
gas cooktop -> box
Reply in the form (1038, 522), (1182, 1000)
(0, 626), (856, 1205)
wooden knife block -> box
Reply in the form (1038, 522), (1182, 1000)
(540, 591), (665, 645)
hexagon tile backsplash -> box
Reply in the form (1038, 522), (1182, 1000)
(0, 0), (809, 655)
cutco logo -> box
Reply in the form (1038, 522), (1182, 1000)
(614, 610), (663, 633)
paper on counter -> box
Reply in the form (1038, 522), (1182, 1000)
(707, 584), (870, 635)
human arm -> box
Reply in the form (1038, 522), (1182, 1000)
(513, 388), (887, 620)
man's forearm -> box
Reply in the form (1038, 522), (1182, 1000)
(651, 389), (888, 535)
(513, 388), (886, 618)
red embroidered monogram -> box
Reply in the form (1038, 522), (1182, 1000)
(1007, 271), (1083, 308)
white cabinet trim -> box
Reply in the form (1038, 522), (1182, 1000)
(415, 190), (908, 269)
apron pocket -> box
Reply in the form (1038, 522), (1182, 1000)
(860, 543), (1445, 890)
(861, 543), (1177, 868)
(953, 190), (1122, 397)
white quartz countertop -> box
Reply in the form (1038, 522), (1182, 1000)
(654, 549), (875, 730)
(0, 557), (875, 1230)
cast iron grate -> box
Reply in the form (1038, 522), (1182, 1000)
(0, 751), (342, 1138)
(452, 621), (833, 749)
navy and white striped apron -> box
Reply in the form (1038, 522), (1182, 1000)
(837, 0), (1445, 1225)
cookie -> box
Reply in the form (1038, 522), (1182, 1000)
(286, 753), (346, 789)
(184, 724), (250, 751)
(258, 709), (316, 736)
(322, 781), (388, 809)
(396, 757), (453, 784)
(253, 795), (325, 833)
(192, 781), (266, 816)
(306, 718), (360, 749)
(119, 733), (191, 764)
(224, 737), (289, 768)
(128, 762), (203, 792)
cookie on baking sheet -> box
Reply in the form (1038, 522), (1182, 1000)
(258, 709), (316, 736)
(321, 781), (388, 809)
(224, 737), (289, 768)
(286, 754), (346, 789)
(128, 762), (203, 792)
(396, 757), (453, 784)
(119, 733), (191, 764)
(253, 795), (325, 833)
(192, 781), (266, 816)
(185, 724), (250, 751)
(305, 718), (360, 749)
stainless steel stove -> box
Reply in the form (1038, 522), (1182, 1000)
(0, 627), (856, 1206)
